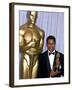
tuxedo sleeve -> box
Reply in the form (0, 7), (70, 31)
(60, 53), (64, 76)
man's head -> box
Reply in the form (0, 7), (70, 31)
(27, 11), (37, 25)
(46, 35), (56, 53)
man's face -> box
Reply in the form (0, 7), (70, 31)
(47, 39), (55, 52)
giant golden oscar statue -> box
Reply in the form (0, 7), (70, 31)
(19, 11), (44, 79)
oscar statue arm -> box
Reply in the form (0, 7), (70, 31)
(37, 30), (45, 53)
(23, 31), (44, 54)
(19, 29), (35, 51)
(23, 41), (35, 51)
(19, 30), (24, 47)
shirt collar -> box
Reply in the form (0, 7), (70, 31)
(48, 50), (55, 53)
(48, 50), (55, 56)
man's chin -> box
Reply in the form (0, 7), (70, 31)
(49, 49), (54, 52)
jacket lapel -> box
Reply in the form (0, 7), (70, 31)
(46, 51), (51, 71)
(53, 51), (58, 69)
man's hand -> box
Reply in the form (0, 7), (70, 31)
(50, 70), (60, 77)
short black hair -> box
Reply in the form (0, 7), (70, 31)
(46, 35), (56, 44)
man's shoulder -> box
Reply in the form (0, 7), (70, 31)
(43, 50), (48, 54)
(55, 50), (64, 57)
(39, 50), (48, 62)
(40, 50), (48, 56)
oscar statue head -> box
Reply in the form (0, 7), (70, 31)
(27, 11), (37, 25)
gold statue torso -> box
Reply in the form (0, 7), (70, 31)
(20, 25), (41, 55)
(19, 12), (44, 79)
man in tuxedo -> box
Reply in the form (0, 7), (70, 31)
(38, 35), (64, 78)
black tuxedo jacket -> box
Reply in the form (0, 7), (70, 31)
(37, 50), (64, 78)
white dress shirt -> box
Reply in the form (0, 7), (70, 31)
(48, 50), (55, 70)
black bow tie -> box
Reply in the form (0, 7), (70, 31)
(49, 52), (55, 55)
